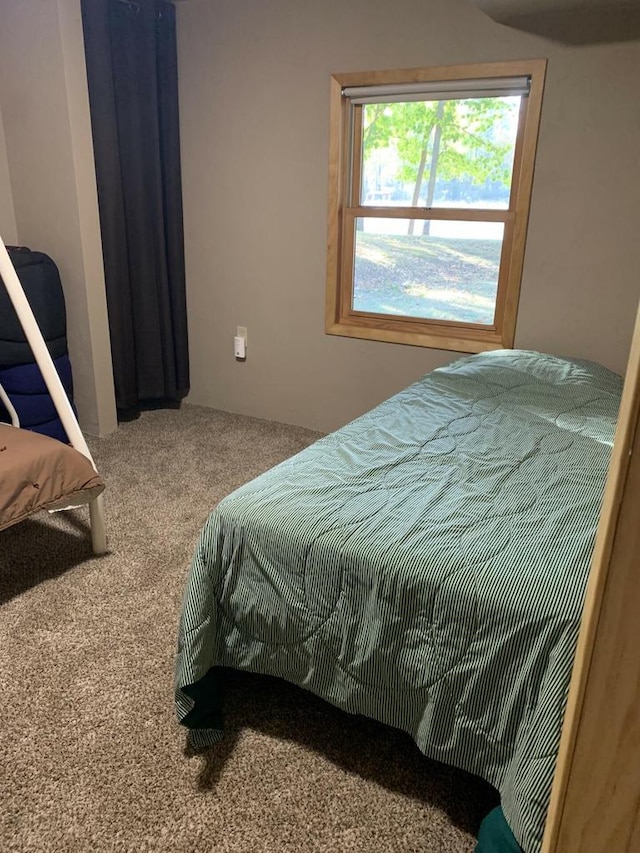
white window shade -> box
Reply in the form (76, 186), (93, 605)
(343, 76), (530, 104)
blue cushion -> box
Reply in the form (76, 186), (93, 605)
(0, 354), (75, 442)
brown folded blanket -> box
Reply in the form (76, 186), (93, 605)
(0, 423), (105, 531)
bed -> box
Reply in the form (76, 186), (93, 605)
(174, 349), (621, 853)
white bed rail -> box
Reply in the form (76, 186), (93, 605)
(0, 235), (107, 554)
(0, 379), (20, 427)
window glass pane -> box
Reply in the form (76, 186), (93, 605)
(360, 96), (520, 210)
(352, 217), (503, 325)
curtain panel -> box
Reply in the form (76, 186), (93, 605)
(81, 0), (189, 415)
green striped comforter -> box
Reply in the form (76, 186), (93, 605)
(175, 350), (621, 853)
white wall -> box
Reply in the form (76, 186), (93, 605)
(176, 0), (640, 433)
(0, 108), (17, 245)
(0, 0), (116, 436)
(3, 0), (636, 437)
(515, 43), (640, 368)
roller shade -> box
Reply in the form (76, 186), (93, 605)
(343, 76), (530, 104)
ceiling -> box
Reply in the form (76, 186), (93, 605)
(469, 0), (640, 44)
(170, 1), (640, 45)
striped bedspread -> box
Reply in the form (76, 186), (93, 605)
(175, 350), (621, 852)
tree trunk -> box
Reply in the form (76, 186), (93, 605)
(408, 143), (429, 236)
(422, 102), (445, 236)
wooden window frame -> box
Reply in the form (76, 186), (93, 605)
(325, 60), (547, 353)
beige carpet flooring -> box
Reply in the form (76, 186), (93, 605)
(0, 405), (498, 853)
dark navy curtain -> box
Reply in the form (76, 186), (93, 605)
(81, 0), (189, 416)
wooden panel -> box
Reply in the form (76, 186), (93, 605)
(325, 76), (344, 330)
(351, 105), (363, 205)
(333, 59), (548, 89)
(629, 806), (640, 852)
(492, 217), (514, 337)
(325, 319), (502, 353)
(542, 302), (640, 852)
(500, 64), (546, 349)
(348, 206), (513, 223)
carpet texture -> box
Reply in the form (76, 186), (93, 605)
(0, 405), (498, 852)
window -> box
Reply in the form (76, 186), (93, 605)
(325, 60), (547, 352)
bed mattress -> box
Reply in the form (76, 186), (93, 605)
(175, 350), (621, 852)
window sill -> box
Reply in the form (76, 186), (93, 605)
(325, 317), (508, 354)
